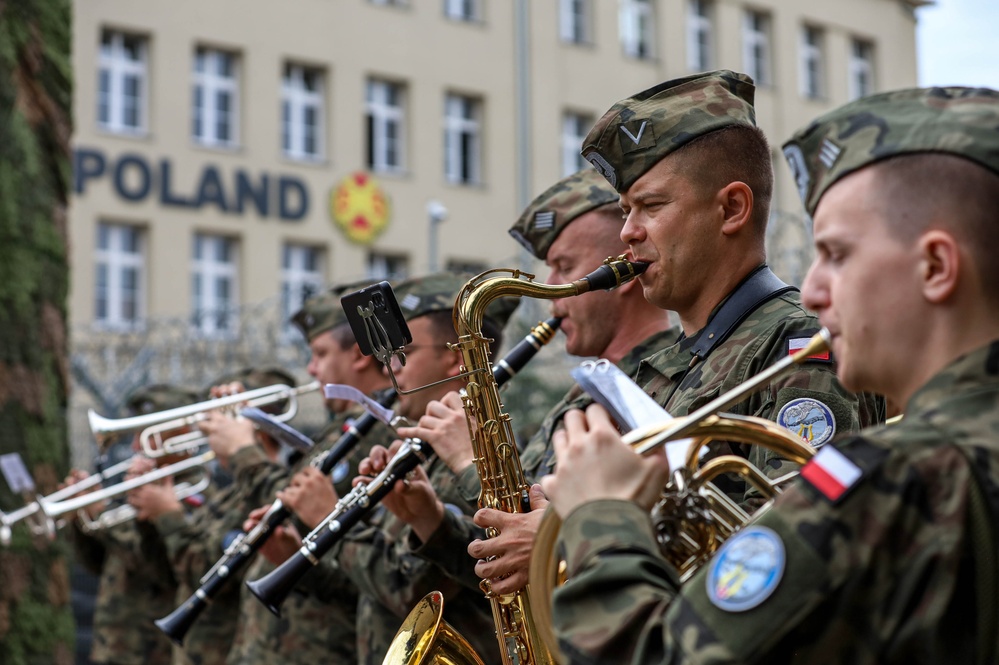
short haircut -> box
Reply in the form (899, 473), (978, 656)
(868, 153), (999, 304)
(329, 321), (357, 350)
(671, 125), (774, 234)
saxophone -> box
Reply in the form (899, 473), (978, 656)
(449, 256), (647, 665)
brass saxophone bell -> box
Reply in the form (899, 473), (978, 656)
(382, 591), (486, 665)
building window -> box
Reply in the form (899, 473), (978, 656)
(849, 39), (875, 100)
(95, 222), (145, 328)
(444, 93), (482, 185)
(444, 0), (481, 22)
(192, 47), (239, 148)
(742, 10), (772, 86)
(799, 26), (825, 99)
(282, 64), (325, 161)
(686, 0), (713, 72)
(281, 244), (325, 326)
(366, 79), (406, 173)
(367, 252), (409, 280)
(191, 234), (238, 335)
(561, 112), (592, 177)
(620, 0), (655, 59)
(560, 0), (592, 45)
(98, 30), (148, 134)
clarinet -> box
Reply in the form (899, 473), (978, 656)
(154, 387), (399, 644)
(245, 317), (563, 616)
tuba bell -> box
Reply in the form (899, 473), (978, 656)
(527, 331), (830, 657)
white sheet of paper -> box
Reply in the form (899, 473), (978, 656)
(323, 384), (397, 425)
(0, 453), (35, 494)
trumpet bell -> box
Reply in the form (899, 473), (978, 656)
(383, 591), (485, 665)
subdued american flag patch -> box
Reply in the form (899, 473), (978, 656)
(534, 211), (555, 230)
(787, 336), (830, 361)
(800, 445), (863, 502)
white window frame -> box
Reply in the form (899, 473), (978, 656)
(192, 47), (240, 148)
(849, 39), (875, 100)
(191, 234), (239, 336)
(366, 251), (409, 280)
(561, 111), (592, 178)
(444, 93), (482, 185)
(366, 79), (406, 173)
(282, 64), (325, 161)
(559, 0), (592, 45)
(686, 0), (713, 72)
(94, 222), (146, 329)
(281, 243), (325, 328)
(742, 10), (772, 86)
(620, 0), (655, 60)
(444, 0), (482, 22)
(799, 25), (825, 99)
(98, 30), (148, 135)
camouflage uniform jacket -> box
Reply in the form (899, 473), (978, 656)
(71, 518), (176, 665)
(409, 328), (682, 593)
(153, 443), (283, 665)
(226, 408), (393, 665)
(305, 450), (501, 665)
(635, 284), (883, 494)
(552, 340), (999, 664)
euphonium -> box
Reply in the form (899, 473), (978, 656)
(527, 331), (830, 656)
(443, 256), (647, 665)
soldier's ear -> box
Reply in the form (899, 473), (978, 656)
(717, 181), (753, 236)
(918, 229), (959, 304)
(349, 343), (379, 373)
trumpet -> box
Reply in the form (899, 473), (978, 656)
(88, 381), (321, 456)
(76, 476), (212, 533)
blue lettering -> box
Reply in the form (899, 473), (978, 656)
(159, 159), (194, 207)
(278, 176), (308, 221)
(74, 148), (106, 194)
(234, 170), (269, 217)
(195, 166), (229, 212)
(113, 154), (152, 202)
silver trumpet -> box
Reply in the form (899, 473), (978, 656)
(88, 380), (320, 456)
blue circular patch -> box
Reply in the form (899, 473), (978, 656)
(331, 459), (351, 484)
(706, 526), (785, 612)
(777, 398), (836, 447)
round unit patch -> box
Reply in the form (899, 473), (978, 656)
(706, 526), (785, 612)
(777, 398), (836, 447)
(331, 459), (352, 484)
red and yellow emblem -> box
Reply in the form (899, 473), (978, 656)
(329, 172), (391, 245)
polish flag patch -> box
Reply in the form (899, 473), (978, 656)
(801, 446), (863, 502)
(788, 336), (830, 361)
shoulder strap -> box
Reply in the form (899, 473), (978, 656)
(688, 266), (797, 363)
(966, 466), (997, 665)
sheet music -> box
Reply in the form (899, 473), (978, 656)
(323, 384), (397, 425)
(0, 453), (35, 494)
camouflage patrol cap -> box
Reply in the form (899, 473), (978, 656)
(783, 85), (999, 216)
(291, 279), (379, 342)
(125, 384), (200, 416)
(508, 169), (620, 260)
(393, 272), (519, 331)
(582, 70), (757, 193)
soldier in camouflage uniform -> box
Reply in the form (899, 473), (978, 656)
(128, 367), (298, 665)
(581, 70), (882, 494)
(381, 168), (679, 597)
(64, 384), (198, 665)
(224, 283), (396, 665)
(286, 273), (517, 664)
(544, 85), (999, 664)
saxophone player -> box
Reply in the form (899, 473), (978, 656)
(545, 84), (999, 665)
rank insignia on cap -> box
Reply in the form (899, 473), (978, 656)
(787, 336), (830, 362)
(618, 119), (656, 153)
(800, 445), (863, 502)
(400, 294), (421, 311)
(331, 459), (351, 484)
(533, 210), (555, 230)
(818, 138), (842, 169)
(777, 398), (836, 447)
(706, 526), (785, 612)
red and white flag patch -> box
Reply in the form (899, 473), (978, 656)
(788, 336), (830, 361)
(800, 445), (862, 502)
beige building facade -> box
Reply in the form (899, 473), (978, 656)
(67, 0), (928, 461)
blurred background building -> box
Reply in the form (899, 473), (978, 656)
(68, 0), (929, 467)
